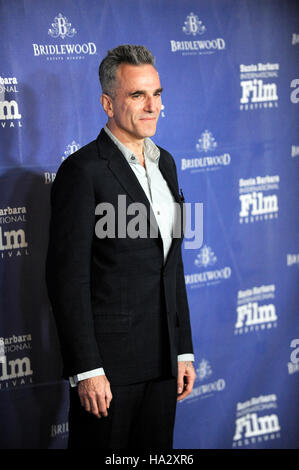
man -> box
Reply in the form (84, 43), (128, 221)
(46, 45), (196, 449)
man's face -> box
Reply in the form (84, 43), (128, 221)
(106, 63), (162, 142)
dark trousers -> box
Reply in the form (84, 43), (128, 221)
(68, 375), (178, 449)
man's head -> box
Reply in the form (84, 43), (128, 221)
(99, 45), (162, 143)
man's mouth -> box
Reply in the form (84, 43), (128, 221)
(139, 117), (157, 121)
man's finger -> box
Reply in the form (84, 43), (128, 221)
(177, 385), (191, 401)
(177, 383), (184, 394)
(177, 372), (184, 394)
(177, 376), (194, 401)
(105, 390), (113, 410)
(82, 395), (91, 413)
(96, 394), (108, 417)
(88, 394), (102, 418)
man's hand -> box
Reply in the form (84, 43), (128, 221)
(177, 361), (196, 401)
(77, 375), (113, 419)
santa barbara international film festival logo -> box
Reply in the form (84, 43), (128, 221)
(179, 358), (226, 404)
(44, 141), (81, 184)
(235, 284), (277, 336)
(184, 245), (232, 289)
(0, 75), (22, 129)
(239, 174), (279, 224)
(239, 62), (279, 111)
(32, 13), (97, 61)
(181, 130), (231, 173)
(170, 12), (226, 55)
(232, 394), (281, 447)
(0, 205), (29, 260)
(0, 333), (33, 390)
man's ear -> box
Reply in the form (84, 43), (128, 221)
(101, 94), (114, 118)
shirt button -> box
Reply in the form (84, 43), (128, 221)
(131, 155), (135, 160)
(157, 211), (160, 215)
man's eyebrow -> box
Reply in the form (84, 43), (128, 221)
(128, 87), (164, 96)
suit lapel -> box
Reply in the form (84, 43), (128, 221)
(96, 129), (161, 239)
(158, 147), (185, 266)
(96, 129), (183, 265)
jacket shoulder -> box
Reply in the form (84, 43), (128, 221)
(53, 139), (102, 188)
(59, 139), (99, 170)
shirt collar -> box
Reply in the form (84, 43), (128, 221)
(104, 125), (160, 165)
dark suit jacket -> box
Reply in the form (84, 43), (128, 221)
(46, 129), (194, 385)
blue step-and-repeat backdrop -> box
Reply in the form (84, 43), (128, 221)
(0, 0), (298, 449)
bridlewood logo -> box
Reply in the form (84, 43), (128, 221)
(32, 13), (97, 61)
(48, 13), (76, 39)
(239, 63), (279, 110)
(185, 245), (231, 289)
(196, 130), (217, 152)
(182, 12), (206, 36)
(0, 76), (22, 129)
(180, 358), (226, 404)
(181, 130), (231, 173)
(235, 284), (277, 335)
(194, 245), (217, 268)
(170, 12), (225, 55)
(0, 206), (29, 259)
(0, 334), (33, 390)
(232, 394), (281, 447)
(61, 141), (80, 161)
(239, 175), (279, 223)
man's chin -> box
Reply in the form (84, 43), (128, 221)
(138, 123), (158, 138)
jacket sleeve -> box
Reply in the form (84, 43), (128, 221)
(169, 153), (194, 356)
(45, 159), (103, 377)
(176, 247), (194, 355)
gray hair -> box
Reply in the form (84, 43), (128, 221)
(99, 44), (155, 97)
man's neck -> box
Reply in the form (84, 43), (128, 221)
(106, 123), (145, 162)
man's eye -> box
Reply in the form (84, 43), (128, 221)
(132, 94), (141, 99)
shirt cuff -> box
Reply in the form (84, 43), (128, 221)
(69, 357), (195, 387)
(177, 353), (194, 362)
(69, 368), (105, 387)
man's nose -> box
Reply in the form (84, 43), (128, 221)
(144, 96), (155, 112)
